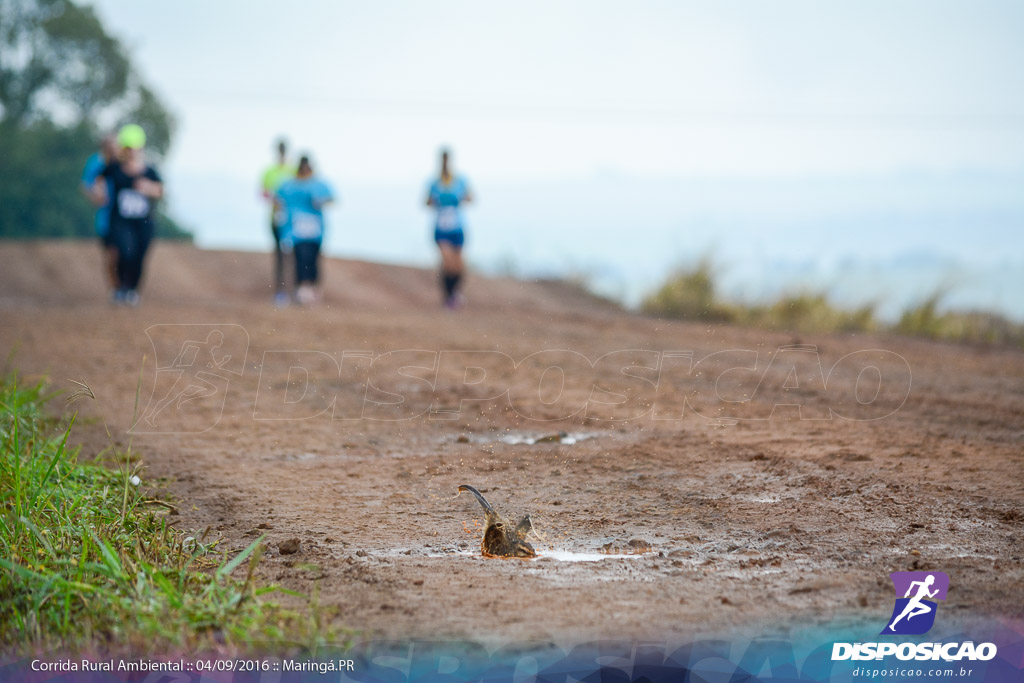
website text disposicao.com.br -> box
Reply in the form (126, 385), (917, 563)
(850, 665), (978, 678)
(837, 640), (996, 679)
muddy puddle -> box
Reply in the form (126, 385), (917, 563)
(421, 548), (650, 562)
(452, 430), (603, 446)
(260, 429), (605, 464)
(381, 543), (655, 563)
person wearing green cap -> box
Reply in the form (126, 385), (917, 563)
(260, 138), (295, 306)
(117, 123), (147, 150)
(89, 123), (164, 306)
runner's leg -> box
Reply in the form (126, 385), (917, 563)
(272, 220), (286, 295)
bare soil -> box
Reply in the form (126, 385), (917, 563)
(2, 241), (1022, 646)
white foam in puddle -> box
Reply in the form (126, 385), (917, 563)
(498, 432), (593, 446)
(453, 431), (601, 446)
(540, 550), (645, 562)
(419, 549), (647, 562)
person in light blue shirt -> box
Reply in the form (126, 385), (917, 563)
(425, 148), (473, 308)
(80, 134), (118, 292)
(274, 155), (336, 305)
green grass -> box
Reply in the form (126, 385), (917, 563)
(895, 292), (1024, 346)
(643, 261), (1022, 347)
(641, 258), (738, 323)
(0, 376), (343, 655)
(742, 294), (879, 335)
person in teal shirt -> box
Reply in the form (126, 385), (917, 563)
(425, 148), (473, 308)
(274, 155), (335, 305)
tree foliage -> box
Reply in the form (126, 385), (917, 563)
(0, 0), (191, 239)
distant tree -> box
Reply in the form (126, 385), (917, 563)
(0, 0), (190, 239)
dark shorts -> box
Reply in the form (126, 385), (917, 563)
(294, 241), (320, 284)
(434, 227), (465, 249)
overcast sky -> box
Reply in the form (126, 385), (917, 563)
(91, 0), (1024, 180)
(88, 0), (1024, 315)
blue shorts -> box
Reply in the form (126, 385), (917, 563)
(434, 227), (464, 249)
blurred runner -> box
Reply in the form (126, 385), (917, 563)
(81, 134), (119, 296)
(91, 124), (164, 307)
(425, 148), (473, 308)
(260, 138), (295, 306)
(274, 155), (335, 305)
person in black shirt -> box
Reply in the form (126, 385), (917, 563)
(91, 124), (163, 306)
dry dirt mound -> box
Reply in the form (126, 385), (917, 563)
(0, 241), (621, 318)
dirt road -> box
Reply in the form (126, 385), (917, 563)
(2, 242), (1022, 646)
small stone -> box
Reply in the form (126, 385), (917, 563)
(279, 538), (301, 555)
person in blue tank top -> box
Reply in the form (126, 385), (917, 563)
(425, 148), (473, 308)
(275, 155), (336, 305)
(81, 134), (119, 295)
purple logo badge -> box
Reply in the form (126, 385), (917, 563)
(881, 571), (949, 635)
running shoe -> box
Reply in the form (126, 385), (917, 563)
(296, 284), (317, 305)
(444, 292), (465, 310)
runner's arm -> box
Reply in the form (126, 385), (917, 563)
(134, 178), (163, 199)
(81, 156), (105, 203)
(134, 168), (163, 199)
(88, 177), (109, 206)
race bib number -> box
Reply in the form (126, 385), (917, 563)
(292, 213), (322, 239)
(437, 207), (458, 230)
(118, 189), (150, 219)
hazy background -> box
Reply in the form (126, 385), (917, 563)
(90, 0), (1024, 319)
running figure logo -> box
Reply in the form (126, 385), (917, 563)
(881, 571), (949, 635)
(135, 324), (249, 434)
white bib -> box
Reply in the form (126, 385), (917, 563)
(437, 206), (458, 230)
(118, 189), (150, 219)
(292, 213), (322, 239)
